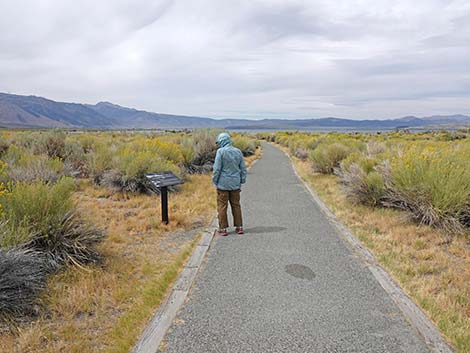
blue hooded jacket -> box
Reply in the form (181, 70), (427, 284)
(212, 133), (247, 190)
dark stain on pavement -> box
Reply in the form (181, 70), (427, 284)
(285, 264), (316, 281)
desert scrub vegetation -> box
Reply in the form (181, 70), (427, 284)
(86, 129), (259, 191)
(265, 130), (470, 234)
(0, 129), (260, 352)
(384, 143), (470, 233)
(173, 129), (260, 173)
(263, 130), (470, 352)
(0, 176), (104, 320)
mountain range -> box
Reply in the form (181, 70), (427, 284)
(1, 92), (469, 130)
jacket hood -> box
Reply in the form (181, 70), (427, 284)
(216, 132), (232, 148)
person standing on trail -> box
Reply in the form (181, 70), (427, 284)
(212, 132), (247, 236)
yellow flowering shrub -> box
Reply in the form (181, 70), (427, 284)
(132, 137), (184, 164)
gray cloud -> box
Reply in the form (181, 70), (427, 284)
(0, 0), (469, 119)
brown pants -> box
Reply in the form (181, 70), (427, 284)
(217, 189), (243, 229)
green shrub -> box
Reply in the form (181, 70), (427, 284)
(383, 144), (470, 233)
(0, 177), (75, 248)
(63, 140), (87, 177)
(100, 147), (179, 193)
(182, 129), (219, 173)
(0, 177), (104, 269)
(338, 158), (386, 206)
(364, 172), (386, 205)
(366, 140), (386, 156)
(190, 129), (218, 164)
(33, 130), (66, 159)
(179, 130), (258, 173)
(75, 134), (101, 153)
(2, 146), (65, 183)
(88, 134), (194, 191)
(2, 144), (26, 163)
(0, 135), (10, 156)
(10, 131), (37, 150)
(232, 135), (259, 156)
(180, 136), (196, 170)
(341, 153), (380, 174)
(308, 143), (353, 174)
(1, 133), (86, 182)
(281, 135), (322, 161)
(87, 142), (116, 183)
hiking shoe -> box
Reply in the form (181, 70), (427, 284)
(218, 228), (229, 236)
(235, 227), (244, 235)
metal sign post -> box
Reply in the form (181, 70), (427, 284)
(161, 186), (168, 224)
(145, 172), (184, 224)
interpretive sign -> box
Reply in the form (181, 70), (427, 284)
(145, 172), (184, 224)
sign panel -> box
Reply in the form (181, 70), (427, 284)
(145, 172), (184, 189)
(145, 172), (184, 224)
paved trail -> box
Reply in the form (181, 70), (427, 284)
(162, 143), (428, 353)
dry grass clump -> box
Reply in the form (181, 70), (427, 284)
(0, 249), (46, 319)
(20, 211), (105, 271)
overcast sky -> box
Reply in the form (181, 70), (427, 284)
(1, 0), (469, 119)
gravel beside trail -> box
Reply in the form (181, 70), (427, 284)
(161, 142), (428, 353)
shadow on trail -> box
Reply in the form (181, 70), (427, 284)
(245, 226), (287, 234)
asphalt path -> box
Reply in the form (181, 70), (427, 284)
(162, 142), (428, 353)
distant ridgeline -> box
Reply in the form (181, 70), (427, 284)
(0, 92), (469, 130)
